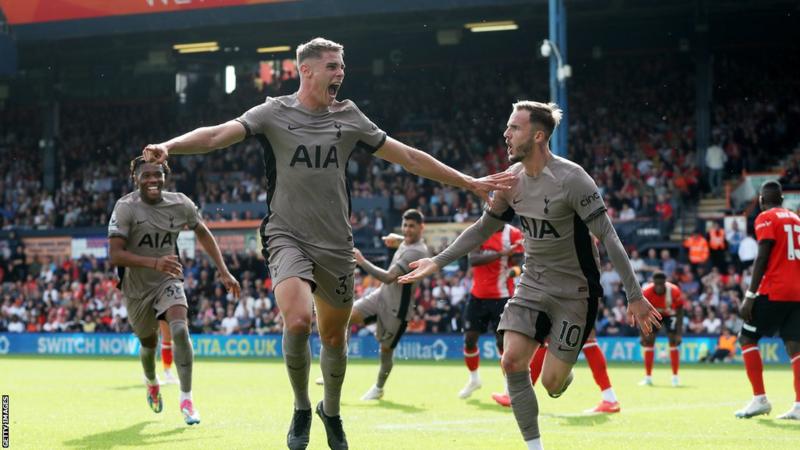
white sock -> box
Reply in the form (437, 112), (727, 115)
(504, 376), (509, 395)
(601, 388), (617, 403)
(754, 394), (767, 402)
(164, 368), (173, 375)
(644, 375), (652, 381)
(794, 402), (800, 409)
(469, 370), (480, 384)
(526, 437), (543, 450)
(180, 391), (192, 403)
(146, 377), (158, 386)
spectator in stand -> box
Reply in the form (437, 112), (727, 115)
(619, 202), (636, 221)
(7, 314), (24, 332)
(406, 313), (426, 333)
(707, 221), (728, 271)
(725, 220), (745, 268)
(599, 262), (622, 305)
(660, 249), (678, 279)
(685, 306), (705, 334)
(702, 306), (722, 334)
(705, 143), (728, 196)
(738, 231), (758, 269)
(683, 228), (710, 275)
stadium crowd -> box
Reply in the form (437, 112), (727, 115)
(0, 220), (758, 343)
(1, 51), (798, 347)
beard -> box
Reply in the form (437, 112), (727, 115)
(508, 138), (534, 163)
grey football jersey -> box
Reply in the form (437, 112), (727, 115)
(108, 191), (200, 299)
(488, 157), (606, 299)
(236, 93), (387, 251)
(376, 240), (431, 320)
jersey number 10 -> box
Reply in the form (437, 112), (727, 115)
(784, 224), (800, 260)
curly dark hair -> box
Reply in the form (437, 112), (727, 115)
(129, 156), (171, 184)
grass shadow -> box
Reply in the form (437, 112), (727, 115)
(347, 399), (427, 414)
(110, 383), (179, 391)
(541, 412), (612, 426)
(63, 421), (190, 449)
(754, 418), (800, 430)
(466, 398), (511, 413)
(109, 384), (147, 392)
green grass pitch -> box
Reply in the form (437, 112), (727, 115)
(2, 356), (798, 449)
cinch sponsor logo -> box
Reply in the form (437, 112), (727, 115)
(580, 192), (601, 207)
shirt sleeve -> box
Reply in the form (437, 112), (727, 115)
(390, 248), (428, 274)
(565, 167), (607, 222)
(181, 193), (201, 230)
(108, 202), (132, 239)
(754, 212), (776, 241)
(351, 103), (387, 153)
(235, 98), (276, 138)
(486, 189), (516, 223)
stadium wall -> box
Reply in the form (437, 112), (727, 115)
(0, 333), (792, 364)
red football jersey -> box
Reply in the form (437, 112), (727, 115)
(642, 281), (685, 314)
(471, 224), (524, 299)
(754, 207), (800, 302)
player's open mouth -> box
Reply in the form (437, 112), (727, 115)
(328, 83), (340, 96)
(147, 186), (160, 193)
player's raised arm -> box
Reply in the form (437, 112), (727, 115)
(374, 136), (515, 207)
(354, 248), (404, 284)
(398, 210), (508, 284)
(194, 221), (241, 298)
(143, 120), (247, 163)
(566, 167), (661, 334)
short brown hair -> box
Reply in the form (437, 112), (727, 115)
(403, 209), (424, 224)
(513, 101), (563, 138)
(296, 37), (344, 64)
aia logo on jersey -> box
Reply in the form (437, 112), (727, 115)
(519, 216), (561, 239)
(290, 145), (339, 168)
(137, 232), (174, 249)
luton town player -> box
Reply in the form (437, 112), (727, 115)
(143, 37), (513, 450)
(457, 224), (524, 399)
(400, 101), (660, 449)
(109, 156), (241, 425)
(639, 271), (686, 387)
(735, 180), (800, 420)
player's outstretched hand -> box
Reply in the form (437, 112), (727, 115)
(143, 143), (169, 163)
(381, 233), (404, 249)
(354, 248), (365, 265)
(155, 255), (183, 278)
(468, 171), (517, 208)
(397, 258), (439, 284)
(626, 297), (662, 335)
(220, 271), (241, 299)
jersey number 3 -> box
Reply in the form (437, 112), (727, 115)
(784, 224), (800, 260)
